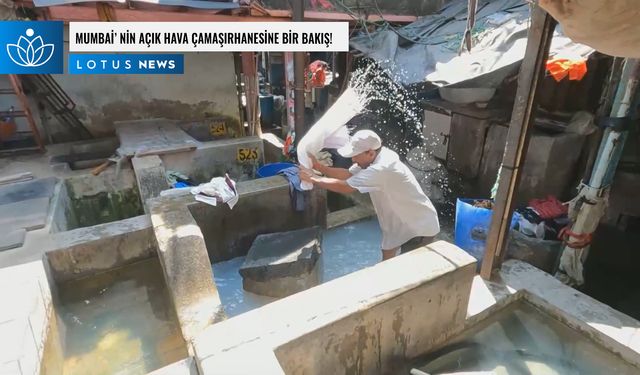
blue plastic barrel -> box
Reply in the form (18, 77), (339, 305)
(257, 162), (295, 178)
(454, 198), (520, 263)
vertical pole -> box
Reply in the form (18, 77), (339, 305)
(233, 52), (247, 137)
(241, 52), (260, 136)
(285, 52), (295, 135)
(480, 6), (557, 279)
(293, 0), (306, 144)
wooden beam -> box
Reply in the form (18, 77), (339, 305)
(265, 9), (417, 23)
(38, 3), (417, 23)
(241, 52), (260, 136)
(45, 5), (290, 22)
(479, 5), (557, 279)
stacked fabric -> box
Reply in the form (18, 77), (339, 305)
(190, 174), (239, 209)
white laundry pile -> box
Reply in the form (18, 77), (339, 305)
(191, 174), (239, 209)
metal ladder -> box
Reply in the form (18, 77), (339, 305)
(0, 74), (45, 154)
(21, 74), (93, 140)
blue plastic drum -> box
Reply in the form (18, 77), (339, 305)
(257, 162), (296, 178)
(454, 198), (520, 263)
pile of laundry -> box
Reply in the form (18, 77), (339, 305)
(514, 196), (569, 241)
(190, 174), (239, 209)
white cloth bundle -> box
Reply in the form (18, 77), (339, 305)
(191, 174), (239, 209)
(296, 86), (365, 190)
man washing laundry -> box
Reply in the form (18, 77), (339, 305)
(299, 130), (440, 261)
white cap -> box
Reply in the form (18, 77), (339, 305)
(337, 130), (382, 158)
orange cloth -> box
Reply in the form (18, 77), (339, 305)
(546, 58), (588, 82)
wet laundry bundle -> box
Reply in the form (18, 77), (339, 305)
(191, 174), (239, 209)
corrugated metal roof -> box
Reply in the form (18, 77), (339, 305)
(33, 0), (240, 10)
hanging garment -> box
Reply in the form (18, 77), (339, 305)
(278, 166), (305, 212)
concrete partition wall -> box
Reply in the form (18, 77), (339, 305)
(149, 197), (226, 343)
(146, 176), (325, 344)
(193, 242), (476, 375)
(160, 137), (265, 183)
(0, 260), (57, 375)
(189, 176), (327, 263)
(60, 169), (143, 230)
(45, 215), (156, 283)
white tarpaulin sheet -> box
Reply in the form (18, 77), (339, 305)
(350, 0), (595, 86)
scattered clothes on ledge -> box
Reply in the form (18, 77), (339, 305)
(191, 174), (239, 209)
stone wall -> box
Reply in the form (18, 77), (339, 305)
(45, 215), (156, 282)
(0, 261), (55, 375)
(478, 125), (585, 204)
(160, 137), (265, 184)
(188, 176), (327, 263)
(46, 27), (241, 139)
(61, 169), (143, 230)
(192, 242), (476, 374)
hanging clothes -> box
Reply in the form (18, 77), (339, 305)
(546, 58), (588, 82)
(278, 166), (305, 212)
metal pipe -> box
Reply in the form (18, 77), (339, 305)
(590, 59), (640, 188)
(582, 57), (624, 184)
(556, 58), (640, 286)
(293, 0), (306, 144)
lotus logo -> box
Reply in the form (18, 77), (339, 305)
(6, 28), (55, 68)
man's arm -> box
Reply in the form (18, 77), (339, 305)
(309, 154), (353, 180)
(309, 175), (357, 194)
(315, 164), (353, 180)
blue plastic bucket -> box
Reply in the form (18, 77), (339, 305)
(454, 198), (520, 263)
(257, 162), (295, 178)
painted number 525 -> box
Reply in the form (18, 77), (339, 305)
(237, 148), (259, 162)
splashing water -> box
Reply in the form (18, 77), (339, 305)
(338, 58), (456, 219)
(299, 58), (457, 221)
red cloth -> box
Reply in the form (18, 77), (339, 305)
(529, 196), (568, 220)
(306, 60), (329, 88)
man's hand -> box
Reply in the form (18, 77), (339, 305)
(299, 166), (315, 184)
(308, 153), (322, 171)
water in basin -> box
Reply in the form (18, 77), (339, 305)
(410, 302), (639, 375)
(57, 258), (187, 375)
(212, 218), (382, 317)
